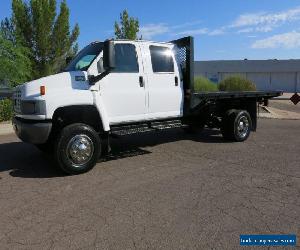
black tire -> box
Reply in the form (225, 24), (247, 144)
(221, 110), (252, 142)
(54, 123), (101, 175)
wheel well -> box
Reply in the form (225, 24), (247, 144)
(52, 105), (103, 133)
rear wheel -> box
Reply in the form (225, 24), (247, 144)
(221, 110), (252, 142)
(54, 123), (101, 175)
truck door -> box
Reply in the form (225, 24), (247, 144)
(142, 44), (183, 119)
(100, 42), (146, 124)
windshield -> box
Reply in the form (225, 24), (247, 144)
(65, 42), (103, 71)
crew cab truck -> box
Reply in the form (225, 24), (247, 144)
(12, 37), (282, 175)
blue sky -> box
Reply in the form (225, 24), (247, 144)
(1, 0), (300, 60)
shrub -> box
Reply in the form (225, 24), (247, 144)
(194, 76), (218, 92)
(0, 98), (13, 122)
(218, 76), (256, 91)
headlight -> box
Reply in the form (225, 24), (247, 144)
(20, 100), (46, 115)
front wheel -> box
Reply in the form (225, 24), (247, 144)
(54, 123), (101, 175)
(221, 110), (252, 142)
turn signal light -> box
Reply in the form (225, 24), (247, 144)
(40, 86), (46, 96)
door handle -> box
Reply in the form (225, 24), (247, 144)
(175, 76), (179, 86)
(139, 76), (144, 87)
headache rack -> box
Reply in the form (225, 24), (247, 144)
(171, 36), (195, 97)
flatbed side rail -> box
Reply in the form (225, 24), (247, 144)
(190, 91), (282, 118)
(192, 91), (282, 100)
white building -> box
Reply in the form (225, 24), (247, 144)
(195, 60), (300, 93)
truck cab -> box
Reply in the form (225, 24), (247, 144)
(12, 37), (281, 175)
(14, 39), (183, 128)
(13, 39), (185, 173)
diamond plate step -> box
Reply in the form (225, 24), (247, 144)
(111, 120), (185, 136)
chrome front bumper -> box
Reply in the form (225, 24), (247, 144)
(12, 117), (52, 144)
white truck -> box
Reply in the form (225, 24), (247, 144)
(12, 37), (281, 175)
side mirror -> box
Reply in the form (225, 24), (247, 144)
(88, 75), (97, 84)
(103, 40), (115, 70)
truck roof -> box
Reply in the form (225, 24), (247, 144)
(90, 39), (173, 46)
(117, 39), (173, 45)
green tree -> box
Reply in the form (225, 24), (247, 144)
(12, 0), (80, 78)
(0, 99), (13, 122)
(114, 10), (139, 40)
(52, 1), (79, 72)
(0, 17), (15, 43)
(0, 33), (32, 87)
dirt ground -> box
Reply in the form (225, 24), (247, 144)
(0, 119), (299, 249)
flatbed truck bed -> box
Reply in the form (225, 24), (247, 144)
(192, 91), (282, 100)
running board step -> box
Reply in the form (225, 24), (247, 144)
(111, 120), (186, 136)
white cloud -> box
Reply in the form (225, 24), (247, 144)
(140, 21), (205, 39)
(237, 28), (254, 33)
(176, 27), (227, 37)
(140, 6), (300, 41)
(139, 24), (170, 39)
(231, 7), (300, 33)
(176, 28), (208, 36)
(256, 25), (274, 33)
(251, 31), (300, 49)
(237, 25), (274, 33)
(209, 28), (226, 36)
(172, 20), (203, 30)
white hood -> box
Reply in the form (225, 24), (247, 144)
(21, 71), (89, 99)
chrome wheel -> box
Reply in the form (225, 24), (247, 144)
(236, 115), (249, 138)
(66, 135), (94, 166)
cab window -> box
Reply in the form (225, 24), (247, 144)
(114, 44), (139, 73)
(65, 43), (103, 71)
(150, 46), (174, 73)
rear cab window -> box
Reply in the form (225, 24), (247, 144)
(150, 45), (174, 73)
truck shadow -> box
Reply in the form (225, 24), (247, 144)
(99, 128), (227, 163)
(0, 128), (227, 178)
(0, 142), (64, 178)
